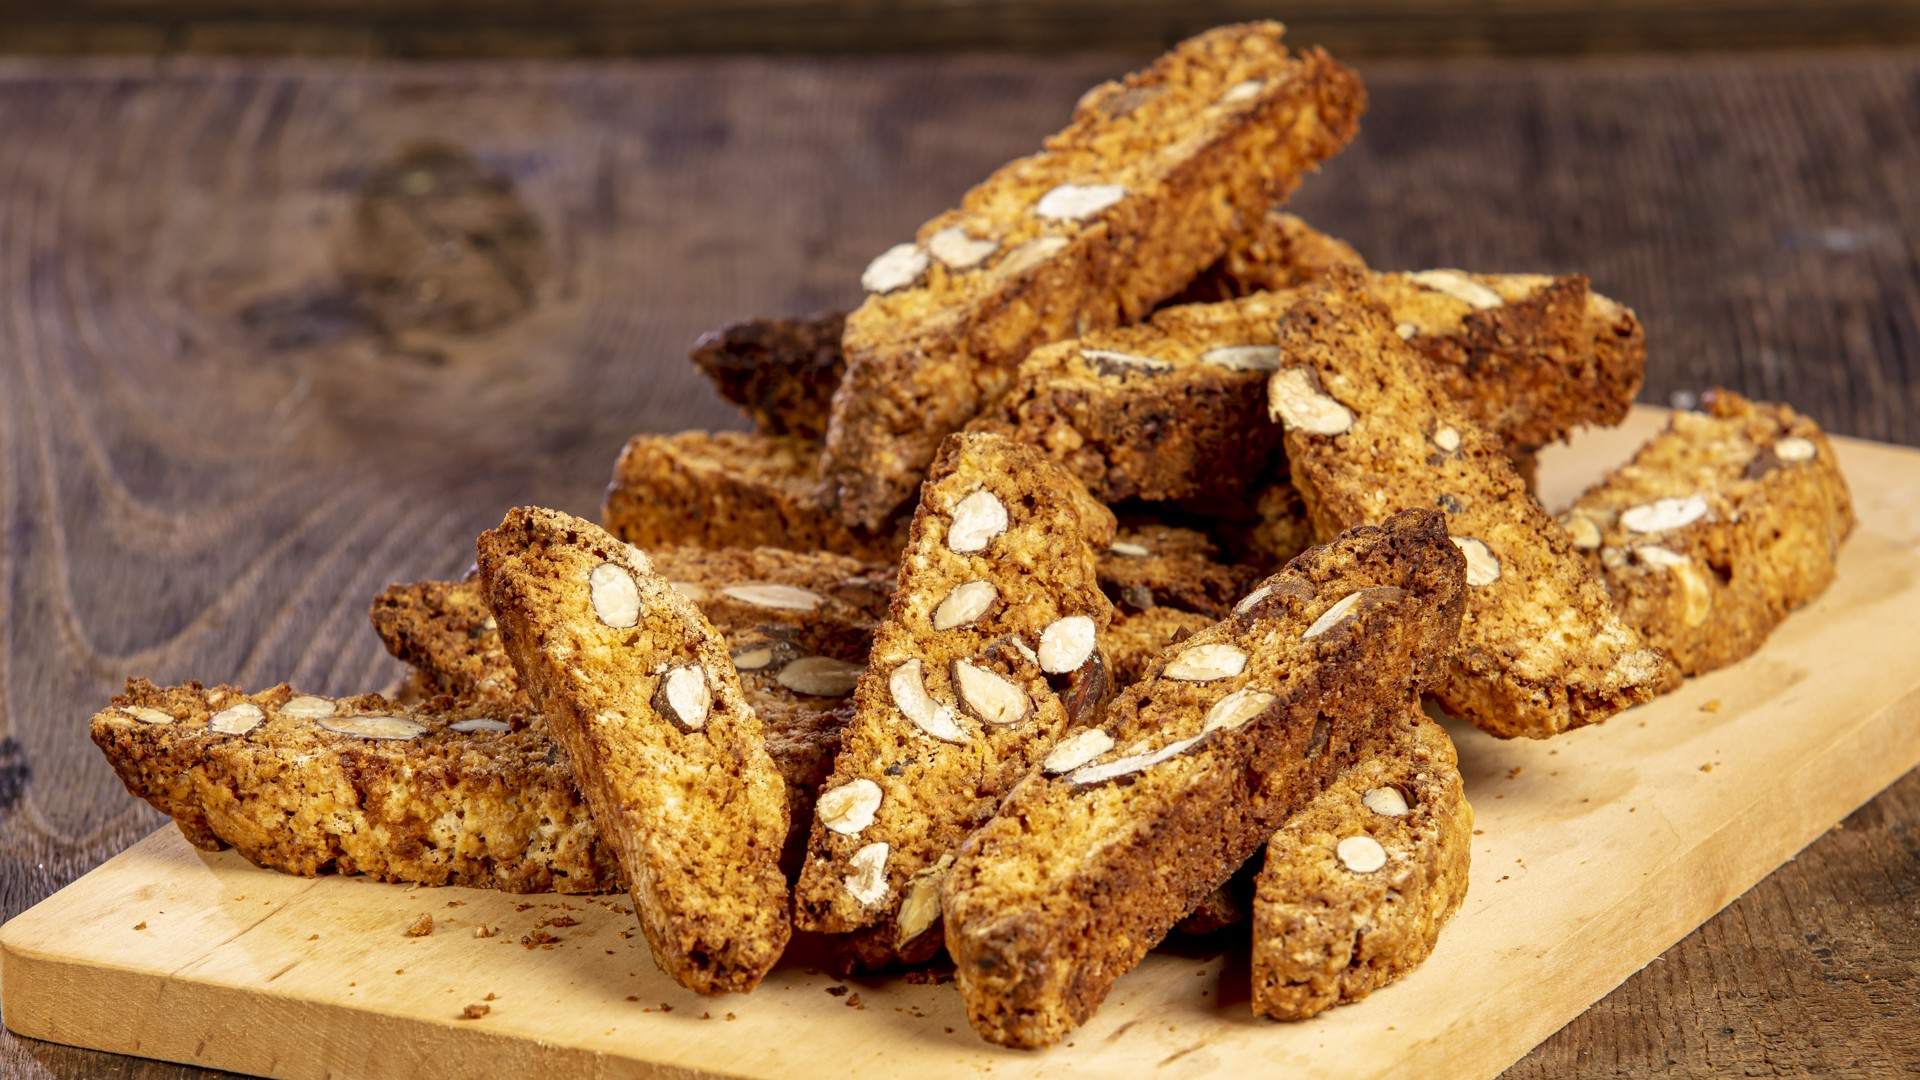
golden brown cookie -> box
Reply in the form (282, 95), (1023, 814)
(942, 508), (1466, 1049)
(1270, 278), (1676, 738)
(820, 23), (1365, 529)
(478, 508), (790, 995)
(1562, 390), (1854, 674)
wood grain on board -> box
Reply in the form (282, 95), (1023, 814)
(0, 47), (1917, 1077)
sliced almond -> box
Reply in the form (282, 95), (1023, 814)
(861, 242), (929, 294)
(1409, 269), (1503, 310)
(669, 580), (710, 603)
(1302, 591), (1364, 641)
(927, 226), (998, 270)
(279, 695), (336, 720)
(1034, 182), (1126, 221)
(1083, 348), (1173, 377)
(1043, 728), (1115, 774)
(1068, 734), (1202, 787)
(895, 854), (955, 946)
(1163, 642), (1247, 682)
(655, 665), (712, 732)
(952, 660), (1031, 726)
(1395, 321), (1419, 340)
(1620, 495), (1709, 534)
(588, 562), (642, 628)
(1036, 614), (1098, 674)
(1336, 835), (1389, 873)
(1363, 787), (1409, 817)
(817, 778), (883, 836)
(1269, 367), (1355, 436)
(947, 490), (1009, 554)
(845, 842), (891, 906)
(448, 718), (511, 734)
(1562, 514), (1603, 549)
(1635, 546), (1713, 627)
(1108, 540), (1152, 558)
(1450, 536), (1502, 587)
(730, 644), (776, 671)
(208, 703), (264, 735)
(320, 714), (426, 741)
(777, 656), (863, 697)
(1199, 344), (1281, 372)
(1234, 585), (1273, 615)
(126, 707), (176, 726)
(997, 236), (1067, 278)
(1775, 436), (1817, 463)
(890, 660), (968, 744)
(1432, 425), (1462, 453)
(932, 580), (998, 631)
(1219, 79), (1265, 104)
(719, 582), (824, 611)
(1201, 687), (1275, 734)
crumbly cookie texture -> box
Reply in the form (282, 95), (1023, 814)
(793, 433), (1117, 968)
(91, 679), (620, 893)
(371, 577), (517, 703)
(1271, 278), (1677, 739)
(1368, 270), (1646, 453)
(942, 508), (1467, 1049)
(1175, 210), (1370, 302)
(605, 431), (905, 561)
(690, 312), (847, 439)
(1562, 390), (1854, 675)
(1106, 606), (1215, 687)
(1099, 522), (1264, 618)
(970, 271), (1638, 506)
(1252, 704), (1471, 1020)
(821, 23), (1366, 530)
(477, 508), (791, 995)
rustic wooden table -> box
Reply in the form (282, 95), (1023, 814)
(0, 46), (1915, 1078)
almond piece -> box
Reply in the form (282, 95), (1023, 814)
(654, 665), (712, 731)
(845, 842), (891, 906)
(1163, 642), (1247, 682)
(1336, 835), (1389, 873)
(279, 695), (336, 720)
(1450, 536), (1502, 586)
(947, 490), (1009, 554)
(861, 242), (929, 294)
(817, 778), (883, 836)
(777, 656), (863, 697)
(1409, 269), (1503, 310)
(1269, 368), (1355, 436)
(890, 660), (968, 744)
(1043, 728), (1115, 774)
(719, 582), (824, 611)
(320, 715), (427, 741)
(952, 660), (1031, 726)
(1034, 182), (1126, 221)
(1037, 615), (1097, 674)
(208, 703), (264, 735)
(932, 580), (998, 631)
(588, 562), (642, 628)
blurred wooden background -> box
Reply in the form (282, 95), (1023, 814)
(5, 0), (1920, 57)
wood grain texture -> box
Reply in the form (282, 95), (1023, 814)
(4, 2), (1920, 58)
(0, 48), (1916, 1076)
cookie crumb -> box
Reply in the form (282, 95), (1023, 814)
(406, 914), (435, 937)
(521, 929), (558, 948)
(461, 1003), (491, 1020)
(1505, 766), (1522, 780)
(132, 921), (147, 931)
(308, 934), (319, 941)
(726, 1012), (737, 1021)
(846, 993), (865, 1010)
(659, 1003), (674, 1013)
(1700, 763), (1714, 773)
(825, 985), (850, 997)
(474, 925), (494, 939)
(1701, 699), (1723, 713)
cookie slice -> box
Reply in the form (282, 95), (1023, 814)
(1270, 278), (1677, 738)
(1100, 522), (1263, 618)
(477, 508), (790, 994)
(690, 311), (847, 439)
(820, 23), (1365, 529)
(1561, 390), (1854, 675)
(604, 431), (905, 561)
(1176, 210), (1370, 302)
(969, 271), (1640, 507)
(942, 508), (1467, 1049)
(791, 432), (1116, 965)
(1252, 704), (1471, 1020)
(91, 680), (620, 893)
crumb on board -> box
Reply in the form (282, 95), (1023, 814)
(846, 993), (865, 1010)
(825, 985), (850, 997)
(474, 925), (494, 939)
(1701, 699), (1723, 713)
(1701, 763), (1715, 773)
(132, 922), (146, 931)
(461, 1004), (491, 1020)
(406, 914), (435, 937)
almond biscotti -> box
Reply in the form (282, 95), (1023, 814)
(91, 679), (620, 893)
(1100, 522), (1263, 618)
(968, 272), (1642, 506)
(1269, 278), (1676, 738)
(604, 431), (904, 561)
(477, 508), (790, 995)
(1174, 210), (1369, 303)
(941, 508), (1467, 1049)
(820, 23), (1365, 529)
(1561, 390), (1854, 675)
(691, 311), (847, 439)
(1252, 704), (1471, 1020)
(792, 432), (1116, 967)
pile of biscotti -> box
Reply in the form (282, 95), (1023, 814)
(92, 21), (1857, 1051)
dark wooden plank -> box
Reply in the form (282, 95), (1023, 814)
(6, 2), (1920, 57)
(0, 49), (1916, 1077)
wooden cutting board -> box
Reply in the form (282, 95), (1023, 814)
(5, 409), (1919, 1080)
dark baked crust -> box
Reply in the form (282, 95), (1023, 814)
(691, 312), (848, 439)
(942, 508), (1466, 1048)
(793, 433), (1116, 967)
(820, 24), (1366, 530)
(1564, 390), (1854, 674)
(91, 679), (620, 893)
(1251, 705), (1471, 1019)
(478, 508), (791, 995)
(604, 431), (906, 561)
(1272, 277), (1677, 738)
(1099, 522), (1264, 618)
